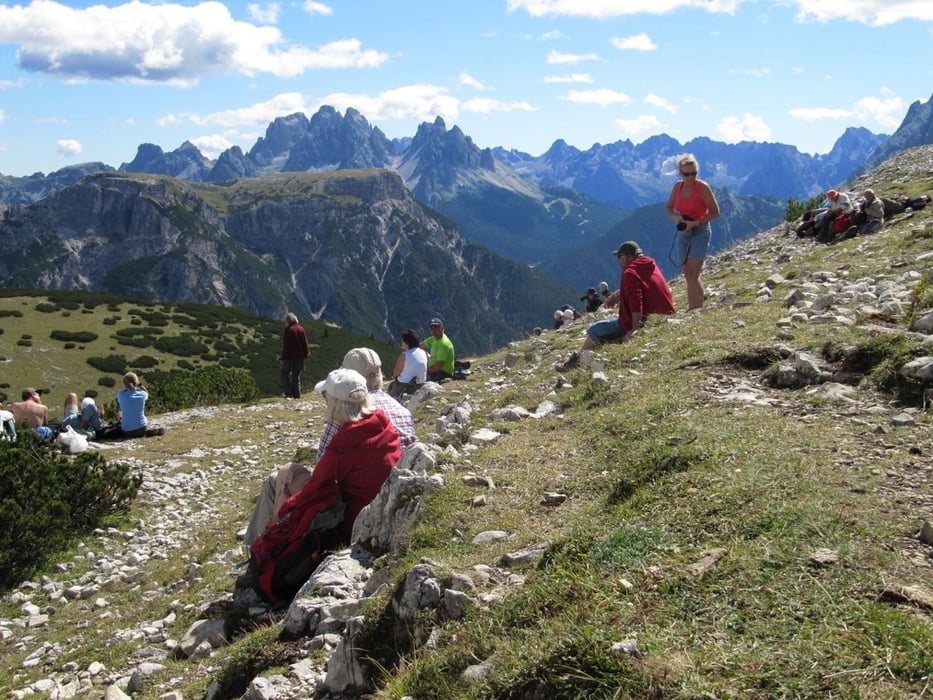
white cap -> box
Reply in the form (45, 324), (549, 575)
(80, 397), (96, 408)
(314, 368), (368, 401)
(341, 347), (382, 377)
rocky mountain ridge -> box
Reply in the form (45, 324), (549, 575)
(0, 169), (578, 355)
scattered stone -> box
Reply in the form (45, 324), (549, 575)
(686, 548), (727, 577)
(472, 530), (510, 545)
(540, 492), (567, 506)
(809, 548), (839, 566)
(919, 522), (933, 547)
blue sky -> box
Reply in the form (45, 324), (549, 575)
(0, 0), (931, 177)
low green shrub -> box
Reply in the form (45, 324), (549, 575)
(146, 366), (260, 412)
(0, 432), (141, 589)
(87, 354), (129, 374)
(51, 330), (99, 343)
(153, 334), (209, 357)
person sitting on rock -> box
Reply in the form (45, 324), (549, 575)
(388, 328), (428, 398)
(243, 348), (416, 546)
(815, 189), (853, 243)
(556, 241), (676, 371)
(856, 188), (884, 235)
(422, 317), (456, 383)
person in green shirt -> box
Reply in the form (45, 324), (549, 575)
(422, 317), (455, 382)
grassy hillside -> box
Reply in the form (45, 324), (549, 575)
(0, 146), (931, 698)
(0, 289), (398, 412)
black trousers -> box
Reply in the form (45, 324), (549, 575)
(281, 359), (305, 398)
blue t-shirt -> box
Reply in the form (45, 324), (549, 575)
(118, 388), (148, 432)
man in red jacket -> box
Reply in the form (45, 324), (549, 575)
(556, 240), (676, 370)
(280, 312), (310, 398)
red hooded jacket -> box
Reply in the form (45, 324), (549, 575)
(618, 255), (676, 333)
(279, 409), (401, 539)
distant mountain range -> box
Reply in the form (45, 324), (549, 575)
(1, 91), (931, 342)
(0, 169), (579, 355)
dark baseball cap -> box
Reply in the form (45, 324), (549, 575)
(611, 241), (642, 257)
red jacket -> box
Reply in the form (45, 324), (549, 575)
(279, 409), (401, 539)
(618, 255), (676, 333)
(280, 322), (309, 361)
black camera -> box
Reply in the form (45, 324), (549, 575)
(676, 214), (695, 231)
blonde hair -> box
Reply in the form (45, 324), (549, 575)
(123, 372), (139, 388)
(677, 154), (699, 173)
(285, 312), (299, 326)
(324, 392), (373, 424)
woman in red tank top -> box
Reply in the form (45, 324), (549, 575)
(664, 154), (720, 310)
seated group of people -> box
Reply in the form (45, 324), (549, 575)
(246, 313), (461, 549)
(795, 188), (886, 243)
(553, 282), (612, 329)
(386, 317), (456, 396)
(0, 371), (162, 443)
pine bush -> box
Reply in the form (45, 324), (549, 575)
(0, 432), (141, 589)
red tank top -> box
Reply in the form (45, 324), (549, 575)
(673, 181), (709, 221)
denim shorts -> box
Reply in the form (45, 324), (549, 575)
(586, 318), (623, 344)
(677, 223), (711, 264)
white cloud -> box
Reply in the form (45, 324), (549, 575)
(716, 113), (771, 142)
(459, 72), (486, 90)
(789, 106), (852, 122)
(315, 85), (461, 123)
(546, 50), (599, 64)
(0, 0), (387, 84)
(189, 133), (235, 158)
(789, 93), (907, 130)
(0, 78), (26, 89)
(644, 93), (677, 113)
(792, 0), (933, 26)
(247, 2), (279, 24)
(508, 0), (742, 18)
(614, 115), (661, 137)
(159, 92), (312, 127)
(610, 33), (657, 51)
(0, 108), (5, 123)
(462, 98), (535, 114)
(56, 138), (82, 156)
(728, 67), (771, 77)
(303, 1), (333, 15)
(563, 88), (631, 107)
(543, 73), (593, 84)
(853, 94), (907, 129)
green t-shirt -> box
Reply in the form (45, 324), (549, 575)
(424, 333), (455, 375)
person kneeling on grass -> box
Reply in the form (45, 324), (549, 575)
(556, 240), (676, 371)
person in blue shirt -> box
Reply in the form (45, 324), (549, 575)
(117, 372), (151, 438)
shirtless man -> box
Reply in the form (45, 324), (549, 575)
(10, 388), (52, 438)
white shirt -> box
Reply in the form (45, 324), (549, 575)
(399, 346), (428, 384)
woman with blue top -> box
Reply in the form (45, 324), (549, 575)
(117, 372), (151, 438)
